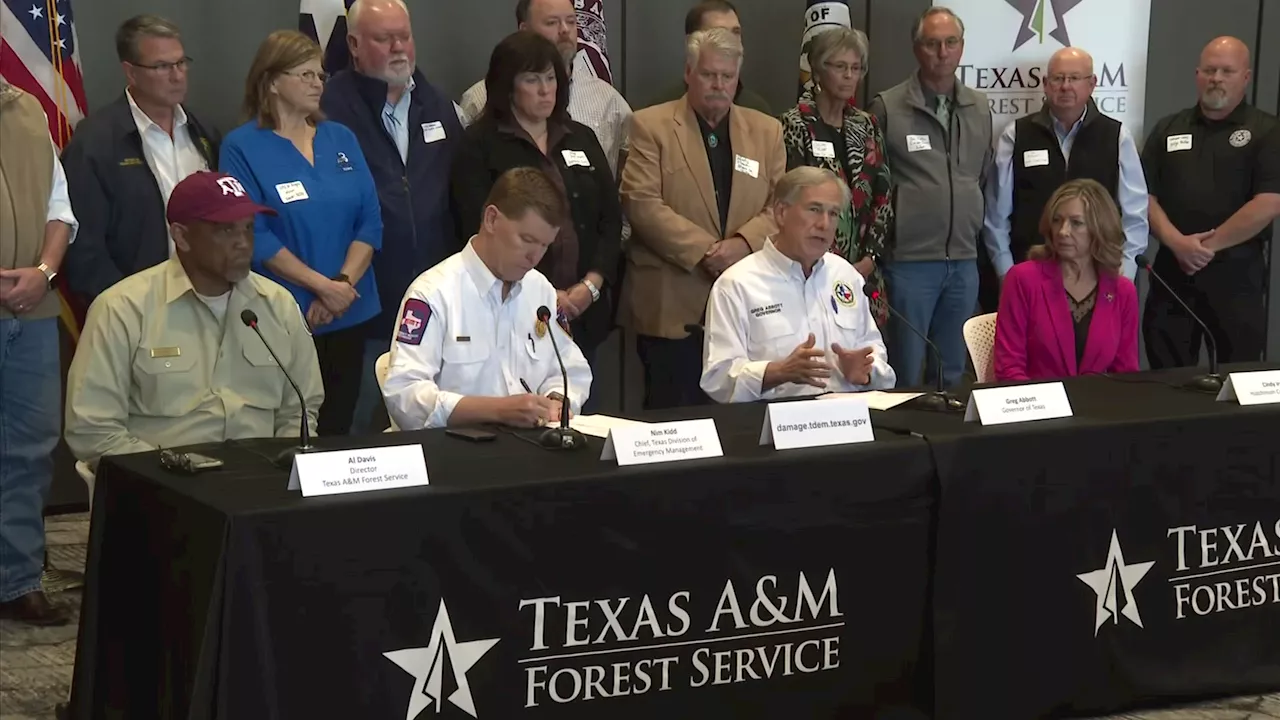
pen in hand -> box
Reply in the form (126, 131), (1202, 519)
(520, 379), (534, 394)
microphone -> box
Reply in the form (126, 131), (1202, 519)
(1136, 254), (1223, 392)
(534, 305), (585, 450)
(865, 285), (965, 413)
(241, 309), (315, 468)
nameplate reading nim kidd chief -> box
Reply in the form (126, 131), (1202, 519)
(760, 398), (874, 450)
(964, 382), (1073, 426)
(288, 445), (430, 497)
(1216, 370), (1280, 406)
(600, 419), (724, 466)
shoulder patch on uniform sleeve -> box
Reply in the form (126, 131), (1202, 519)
(397, 298), (431, 345)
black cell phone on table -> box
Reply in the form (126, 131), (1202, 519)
(445, 428), (496, 442)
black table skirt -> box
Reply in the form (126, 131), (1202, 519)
(69, 402), (935, 720)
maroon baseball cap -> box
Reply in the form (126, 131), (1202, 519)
(166, 171), (276, 225)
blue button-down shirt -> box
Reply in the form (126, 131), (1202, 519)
(983, 106), (1149, 279)
(381, 76), (416, 164)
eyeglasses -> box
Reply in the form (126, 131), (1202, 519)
(1047, 74), (1091, 85)
(132, 57), (192, 73)
(822, 61), (864, 77)
(918, 37), (961, 52)
(282, 69), (328, 84)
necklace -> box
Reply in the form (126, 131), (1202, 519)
(708, 133), (719, 148)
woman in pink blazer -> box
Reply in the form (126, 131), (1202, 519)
(993, 179), (1139, 381)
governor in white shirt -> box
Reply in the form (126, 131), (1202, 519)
(701, 167), (895, 403)
(383, 167), (592, 429)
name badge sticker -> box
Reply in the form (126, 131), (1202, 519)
(906, 135), (932, 152)
(288, 445), (429, 497)
(561, 149), (591, 167)
(422, 121), (446, 144)
(1023, 149), (1050, 167)
(275, 181), (309, 203)
(964, 382), (1073, 425)
(1216, 370), (1280, 405)
(811, 140), (836, 159)
(1167, 134), (1193, 152)
(601, 419), (723, 465)
(733, 154), (760, 179)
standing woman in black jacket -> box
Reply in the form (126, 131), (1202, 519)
(451, 30), (621, 411)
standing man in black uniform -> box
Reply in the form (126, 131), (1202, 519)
(1142, 36), (1280, 367)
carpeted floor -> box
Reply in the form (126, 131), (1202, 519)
(0, 514), (1276, 720)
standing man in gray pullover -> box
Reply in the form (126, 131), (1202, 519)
(868, 6), (991, 388)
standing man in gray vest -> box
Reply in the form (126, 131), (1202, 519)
(0, 83), (78, 626)
(867, 7), (991, 389)
(982, 47), (1149, 310)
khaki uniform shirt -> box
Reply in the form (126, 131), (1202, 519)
(66, 258), (324, 465)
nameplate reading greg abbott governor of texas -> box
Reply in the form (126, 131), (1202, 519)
(1216, 370), (1280, 406)
(600, 419), (724, 466)
(964, 382), (1073, 426)
(288, 445), (430, 497)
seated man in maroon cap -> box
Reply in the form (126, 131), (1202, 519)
(65, 171), (325, 478)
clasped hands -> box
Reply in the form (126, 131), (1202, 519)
(306, 277), (359, 329)
(0, 266), (49, 314)
(700, 236), (752, 278)
(1173, 229), (1217, 275)
(764, 333), (875, 390)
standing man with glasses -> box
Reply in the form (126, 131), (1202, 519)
(61, 15), (219, 307)
(867, 7), (991, 390)
(981, 46), (1149, 312)
(1142, 37), (1280, 368)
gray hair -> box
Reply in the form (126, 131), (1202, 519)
(115, 15), (182, 64)
(685, 27), (744, 69)
(911, 6), (965, 44)
(775, 167), (851, 209)
(347, 0), (411, 34)
(806, 27), (870, 76)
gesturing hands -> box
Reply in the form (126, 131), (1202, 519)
(763, 333), (832, 391)
(832, 343), (875, 386)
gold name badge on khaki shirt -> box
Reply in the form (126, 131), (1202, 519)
(149, 347), (181, 358)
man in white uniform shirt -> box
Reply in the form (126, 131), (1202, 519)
(383, 167), (592, 429)
(701, 167), (895, 403)
(458, 0), (632, 176)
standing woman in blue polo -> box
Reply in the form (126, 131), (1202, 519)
(221, 30), (382, 436)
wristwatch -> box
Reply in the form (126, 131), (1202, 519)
(36, 262), (56, 288)
(581, 278), (601, 303)
(547, 391), (567, 403)
(332, 273), (352, 285)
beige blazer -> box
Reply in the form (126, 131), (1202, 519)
(619, 97), (785, 339)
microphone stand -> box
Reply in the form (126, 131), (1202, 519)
(873, 292), (965, 413)
(241, 311), (316, 467)
(1139, 258), (1223, 393)
(538, 312), (586, 451)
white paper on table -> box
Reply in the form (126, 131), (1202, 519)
(818, 391), (923, 411)
(570, 414), (651, 439)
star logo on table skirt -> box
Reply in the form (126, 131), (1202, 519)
(1076, 529), (1155, 636)
(1006, 0), (1086, 51)
(384, 600), (500, 719)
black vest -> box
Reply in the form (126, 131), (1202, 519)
(1010, 102), (1121, 261)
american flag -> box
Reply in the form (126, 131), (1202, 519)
(0, 0), (86, 148)
(300, 0), (356, 73)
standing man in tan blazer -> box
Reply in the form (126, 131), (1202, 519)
(620, 27), (785, 409)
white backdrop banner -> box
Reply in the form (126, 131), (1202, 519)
(934, 0), (1153, 138)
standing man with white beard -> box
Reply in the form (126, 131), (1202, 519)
(1141, 36), (1280, 368)
(321, 0), (465, 432)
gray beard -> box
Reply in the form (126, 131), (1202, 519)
(1201, 89), (1229, 110)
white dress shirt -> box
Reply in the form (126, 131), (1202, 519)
(46, 136), (78, 241)
(383, 239), (593, 429)
(982, 106), (1149, 279)
(459, 73), (632, 176)
(126, 89), (208, 257)
(701, 240), (895, 404)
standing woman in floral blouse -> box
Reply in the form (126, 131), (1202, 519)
(780, 27), (893, 325)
